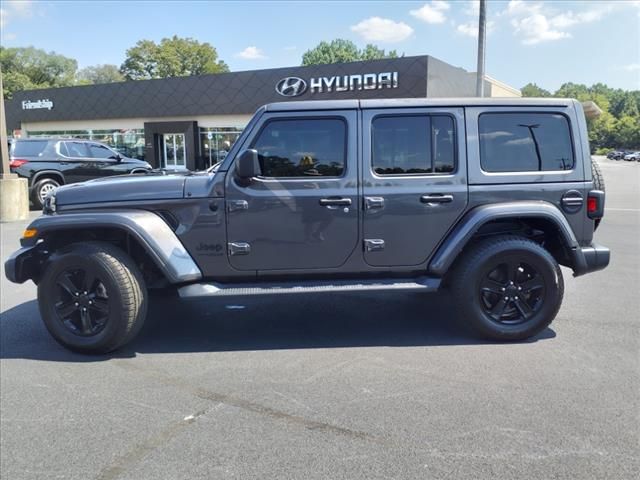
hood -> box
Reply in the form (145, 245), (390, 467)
(54, 174), (188, 206)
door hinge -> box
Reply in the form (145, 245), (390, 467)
(227, 200), (248, 212)
(364, 196), (385, 210)
(364, 239), (385, 252)
(228, 242), (251, 256)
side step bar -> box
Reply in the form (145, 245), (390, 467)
(177, 276), (441, 298)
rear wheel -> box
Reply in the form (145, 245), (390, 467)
(38, 242), (147, 354)
(450, 236), (563, 341)
(32, 177), (60, 209)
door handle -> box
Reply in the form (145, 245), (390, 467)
(420, 194), (453, 204)
(319, 197), (352, 207)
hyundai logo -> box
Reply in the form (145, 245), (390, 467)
(275, 77), (308, 97)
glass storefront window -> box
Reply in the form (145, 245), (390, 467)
(199, 127), (243, 169)
(25, 129), (146, 160)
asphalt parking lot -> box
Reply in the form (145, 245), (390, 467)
(1, 157), (638, 480)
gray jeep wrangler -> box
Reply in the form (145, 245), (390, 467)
(5, 98), (609, 354)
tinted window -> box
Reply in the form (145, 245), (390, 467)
(252, 119), (346, 177)
(479, 113), (574, 172)
(64, 141), (90, 158)
(372, 115), (455, 175)
(88, 143), (115, 159)
(13, 140), (48, 157)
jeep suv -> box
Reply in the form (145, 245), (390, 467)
(9, 138), (152, 209)
(4, 98), (609, 354)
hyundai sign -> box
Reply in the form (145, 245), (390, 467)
(276, 72), (398, 97)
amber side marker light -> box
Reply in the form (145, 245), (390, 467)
(22, 228), (38, 239)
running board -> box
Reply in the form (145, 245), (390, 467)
(177, 276), (441, 298)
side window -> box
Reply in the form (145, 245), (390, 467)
(64, 141), (90, 158)
(58, 142), (69, 157)
(88, 143), (115, 159)
(479, 113), (574, 172)
(372, 115), (455, 175)
(251, 118), (346, 177)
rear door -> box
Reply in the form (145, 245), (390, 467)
(362, 107), (468, 266)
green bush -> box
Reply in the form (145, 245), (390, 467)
(595, 147), (613, 155)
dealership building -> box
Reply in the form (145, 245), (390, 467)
(5, 55), (520, 171)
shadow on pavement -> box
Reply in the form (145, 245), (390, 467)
(0, 291), (555, 362)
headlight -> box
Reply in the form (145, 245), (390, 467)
(43, 191), (57, 214)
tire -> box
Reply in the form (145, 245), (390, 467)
(37, 242), (148, 354)
(591, 158), (605, 230)
(450, 235), (564, 341)
(32, 177), (61, 210)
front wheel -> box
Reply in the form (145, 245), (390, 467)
(32, 178), (60, 209)
(450, 236), (564, 341)
(38, 242), (148, 354)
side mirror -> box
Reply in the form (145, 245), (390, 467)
(235, 149), (260, 179)
(110, 154), (122, 162)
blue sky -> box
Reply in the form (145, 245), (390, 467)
(1, 0), (639, 91)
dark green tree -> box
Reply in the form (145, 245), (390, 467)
(520, 83), (551, 97)
(77, 64), (124, 85)
(0, 46), (78, 98)
(120, 36), (229, 80)
(302, 39), (399, 66)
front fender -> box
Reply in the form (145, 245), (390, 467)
(19, 210), (202, 284)
(427, 201), (587, 276)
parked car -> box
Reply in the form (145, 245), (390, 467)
(5, 98), (609, 354)
(623, 151), (640, 161)
(606, 150), (628, 160)
(9, 138), (152, 209)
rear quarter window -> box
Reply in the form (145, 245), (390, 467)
(12, 140), (48, 157)
(479, 113), (574, 172)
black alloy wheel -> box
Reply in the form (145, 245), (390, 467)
(450, 235), (564, 341)
(479, 260), (545, 325)
(54, 268), (111, 336)
(38, 242), (148, 354)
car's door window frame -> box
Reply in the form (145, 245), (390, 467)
(58, 140), (91, 159)
(87, 142), (118, 161)
(248, 116), (349, 180)
(370, 112), (458, 178)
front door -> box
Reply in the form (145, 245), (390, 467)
(362, 108), (468, 267)
(225, 111), (358, 271)
(162, 133), (187, 170)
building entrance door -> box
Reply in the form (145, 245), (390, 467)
(161, 133), (187, 169)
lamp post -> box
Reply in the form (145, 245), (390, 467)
(476, 0), (487, 97)
(0, 64), (29, 221)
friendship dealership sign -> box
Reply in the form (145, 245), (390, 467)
(21, 99), (54, 111)
(275, 72), (399, 97)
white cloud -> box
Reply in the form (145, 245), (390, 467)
(236, 46), (267, 60)
(410, 1), (450, 24)
(350, 17), (413, 42)
(511, 13), (571, 44)
(1, 0), (34, 27)
(622, 63), (640, 72)
(456, 20), (495, 38)
(503, 0), (615, 45)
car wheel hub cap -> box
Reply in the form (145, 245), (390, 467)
(53, 269), (110, 336)
(479, 260), (545, 325)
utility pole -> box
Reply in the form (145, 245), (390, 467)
(475, 0), (487, 97)
(0, 64), (13, 179)
(0, 64), (29, 221)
